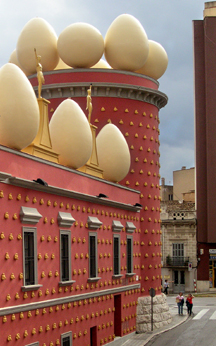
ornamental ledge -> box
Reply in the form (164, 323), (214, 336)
(35, 82), (168, 110)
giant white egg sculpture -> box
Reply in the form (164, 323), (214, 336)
(57, 23), (104, 68)
(91, 59), (111, 69)
(136, 40), (168, 80)
(104, 14), (149, 71)
(16, 17), (59, 75)
(96, 123), (131, 182)
(0, 63), (39, 150)
(9, 49), (30, 75)
(49, 99), (92, 169)
(54, 58), (72, 70)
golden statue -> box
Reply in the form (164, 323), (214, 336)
(34, 48), (45, 99)
(79, 82), (103, 178)
(86, 84), (93, 123)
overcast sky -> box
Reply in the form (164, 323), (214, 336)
(0, 0), (206, 183)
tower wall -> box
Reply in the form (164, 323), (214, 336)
(29, 69), (167, 295)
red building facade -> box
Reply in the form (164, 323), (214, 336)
(0, 69), (167, 345)
(193, 3), (216, 291)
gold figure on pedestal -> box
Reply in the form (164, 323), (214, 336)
(86, 84), (92, 123)
(78, 84), (103, 178)
(34, 48), (45, 99)
(22, 49), (59, 163)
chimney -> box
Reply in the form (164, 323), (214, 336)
(161, 177), (165, 186)
(204, 1), (216, 18)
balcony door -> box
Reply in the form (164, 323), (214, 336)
(173, 270), (185, 293)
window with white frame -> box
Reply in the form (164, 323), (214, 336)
(89, 232), (99, 280)
(126, 235), (133, 274)
(113, 234), (121, 276)
(61, 331), (72, 346)
(23, 227), (38, 287)
(60, 230), (71, 282)
(172, 243), (184, 265)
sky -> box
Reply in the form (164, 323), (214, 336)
(0, 0), (206, 184)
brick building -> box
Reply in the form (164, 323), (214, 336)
(194, 1), (216, 291)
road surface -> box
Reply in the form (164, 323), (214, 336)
(146, 296), (216, 346)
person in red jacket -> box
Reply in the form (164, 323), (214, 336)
(186, 293), (194, 316)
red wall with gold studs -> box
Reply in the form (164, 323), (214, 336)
(0, 69), (167, 346)
(29, 69), (165, 296)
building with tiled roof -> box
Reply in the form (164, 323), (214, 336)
(160, 170), (196, 294)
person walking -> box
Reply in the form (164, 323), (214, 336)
(186, 293), (194, 316)
(176, 292), (184, 315)
(163, 280), (169, 295)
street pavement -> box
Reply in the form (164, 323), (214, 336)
(107, 294), (190, 346)
(142, 294), (216, 346)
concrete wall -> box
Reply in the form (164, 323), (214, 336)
(173, 167), (195, 202)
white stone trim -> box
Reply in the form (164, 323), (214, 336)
(87, 216), (102, 230)
(126, 222), (136, 233)
(112, 220), (124, 232)
(20, 207), (42, 225)
(58, 212), (75, 228)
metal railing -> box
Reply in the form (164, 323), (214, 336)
(166, 256), (190, 267)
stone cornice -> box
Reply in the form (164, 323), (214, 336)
(161, 219), (196, 227)
(0, 283), (140, 316)
(0, 145), (140, 194)
(33, 82), (167, 109)
(0, 173), (140, 212)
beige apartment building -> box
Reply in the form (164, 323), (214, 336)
(160, 167), (197, 293)
(173, 166), (195, 202)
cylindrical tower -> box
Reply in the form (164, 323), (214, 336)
(29, 68), (168, 295)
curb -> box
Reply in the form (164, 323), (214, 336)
(139, 314), (190, 346)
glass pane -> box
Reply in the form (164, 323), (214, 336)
(24, 232), (35, 285)
(172, 243), (184, 263)
(90, 235), (96, 278)
(114, 237), (119, 275)
(127, 238), (132, 273)
(63, 336), (70, 346)
(61, 234), (69, 281)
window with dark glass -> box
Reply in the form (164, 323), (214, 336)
(24, 231), (35, 285)
(127, 236), (132, 273)
(168, 194), (173, 200)
(62, 335), (70, 346)
(61, 331), (72, 346)
(114, 235), (120, 275)
(89, 234), (97, 278)
(172, 243), (184, 266)
(22, 227), (42, 291)
(60, 230), (72, 283)
(61, 233), (69, 281)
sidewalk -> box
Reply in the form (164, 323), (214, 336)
(107, 295), (189, 346)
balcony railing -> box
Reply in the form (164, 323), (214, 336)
(166, 256), (190, 267)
